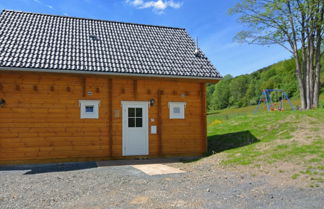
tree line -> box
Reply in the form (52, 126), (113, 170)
(207, 56), (324, 111)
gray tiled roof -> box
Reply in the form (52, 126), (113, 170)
(0, 10), (221, 79)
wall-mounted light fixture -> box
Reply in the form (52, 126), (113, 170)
(0, 98), (6, 107)
(150, 98), (155, 106)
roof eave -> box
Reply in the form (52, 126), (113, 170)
(0, 67), (222, 82)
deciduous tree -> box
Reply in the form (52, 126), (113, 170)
(229, 0), (324, 109)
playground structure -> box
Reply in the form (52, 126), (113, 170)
(255, 89), (295, 112)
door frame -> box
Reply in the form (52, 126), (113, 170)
(121, 101), (149, 156)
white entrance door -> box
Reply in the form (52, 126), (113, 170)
(122, 101), (149, 156)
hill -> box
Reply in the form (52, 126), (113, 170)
(208, 56), (324, 111)
(204, 108), (324, 187)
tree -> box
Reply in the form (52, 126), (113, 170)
(229, 75), (249, 107)
(209, 75), (232, 110)
(229, 0), (324, 109)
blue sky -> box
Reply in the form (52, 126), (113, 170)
(0, 0), (292, 76)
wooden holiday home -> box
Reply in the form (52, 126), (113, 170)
(0, 10), (221, 164)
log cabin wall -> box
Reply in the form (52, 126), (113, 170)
(0, 71), (206, 164)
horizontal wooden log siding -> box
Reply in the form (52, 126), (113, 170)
(0, 71), (211, 164)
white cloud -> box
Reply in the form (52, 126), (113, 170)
(46, 5), (54, 9)
(129, 0), (144, 6)
(32, 0), (55, 10)
(126, 0), (182, 14)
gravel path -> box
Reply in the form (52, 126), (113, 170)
(0, 160), (323, 209)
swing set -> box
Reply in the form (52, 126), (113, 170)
(254, 89), (295, 112)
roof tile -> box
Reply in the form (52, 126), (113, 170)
(0, 10), (221, 79)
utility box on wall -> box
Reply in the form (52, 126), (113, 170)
(151, 125), (157, 134)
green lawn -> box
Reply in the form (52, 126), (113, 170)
(207, 103), (324, 185)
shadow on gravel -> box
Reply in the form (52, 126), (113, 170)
(0, 158), (196, 174)
(208, 130), (259, 153)
(0, 162), (97, 175)
(97, 157), (195, 167)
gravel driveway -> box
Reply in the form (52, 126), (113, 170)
(1, 159), (323, 209)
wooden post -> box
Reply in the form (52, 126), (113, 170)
(82, 77), (86, 97)
(108, 79), (113, 158)
(200, 83), (207, 153)
(157, 89), (163, 156)
(133, 80), (137, 99)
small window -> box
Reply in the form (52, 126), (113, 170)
(128, 118), (135, 127)
(79, 100), (100, 119)
(173, 107), (181, 114)
(128, 107), (143, 127)
(85, 105), (94, 113)
(169, 102), (186, 119)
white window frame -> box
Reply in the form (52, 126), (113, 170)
(168, 102), (186, 119)
(79, 100), (100, 119)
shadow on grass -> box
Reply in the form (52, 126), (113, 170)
(208, 130), (260, 154)
(207, 111), (220, 116)
(182, 130), (259, 163)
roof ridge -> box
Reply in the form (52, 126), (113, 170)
(1, 9), (186, 30)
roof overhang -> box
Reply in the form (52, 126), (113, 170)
(0, 67), (221, 83)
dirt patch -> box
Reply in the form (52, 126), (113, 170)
(291, 117), (323, 142)
(129, 196), (149, 205)
(178, 155), (316, 188)
(249, 161), (309, 187)
(260, 119), (324, 152)
(266, 115), (296, 131)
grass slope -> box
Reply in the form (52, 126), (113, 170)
(207, 108), (324, 187)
